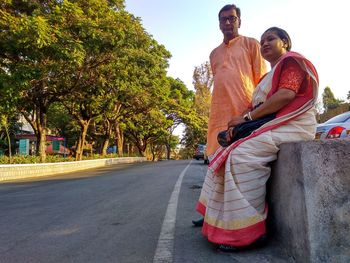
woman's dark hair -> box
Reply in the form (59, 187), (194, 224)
(263, 27), (292, 51)
(218, 4), (241, 19)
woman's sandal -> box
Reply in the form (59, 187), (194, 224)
(217, 235), (268, 252)
(217, 244), (240, 252)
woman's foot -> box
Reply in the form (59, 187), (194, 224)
(192, 218), (204, 227)
(217, 235), (268, 252)
(217, 244), (240, 252)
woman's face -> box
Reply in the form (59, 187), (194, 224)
(260, 31), (287, 63)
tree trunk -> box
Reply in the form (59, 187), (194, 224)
(101, 138), (109, 156)
(101, 119), (113, 156)
(4, 123), (12, 164)
(165, 143), (171, 160)
(75, 137), (82, 161)
(135, 141), (147, 157)
(150, 143), (156, 161)
(136, 147), (145, 157)
(115, 123), (124, 157)
(37, 127), (47, 162)
(75, 120), (89, 161)
(22, 106), (48, 162)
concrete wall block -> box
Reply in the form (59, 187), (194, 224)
(269, 139), (350, 263)
(268, 143), (311, 262)
(301, 140), (350, 263)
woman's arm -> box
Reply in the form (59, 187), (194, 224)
(228, 58), (305, 127)
(227, 89), (295, 127)
(250, 88), (296, 120)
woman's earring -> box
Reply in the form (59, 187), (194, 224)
(283, 41), (288, 49)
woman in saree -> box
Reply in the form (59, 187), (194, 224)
(196, 27), (319, 251)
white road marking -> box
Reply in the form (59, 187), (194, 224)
(153, 161), (192, 263)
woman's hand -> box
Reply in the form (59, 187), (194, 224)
(225, 127), (235, 141)
(228, 116), (245, 128)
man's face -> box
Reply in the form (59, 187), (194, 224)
(219, 9), (240, 39)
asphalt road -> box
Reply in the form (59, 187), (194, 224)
(0, 160), (291, 263)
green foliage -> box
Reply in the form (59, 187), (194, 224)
(165, 77), (195, 128)
(178, 145), (195, 160)
(317, 103), (350, 123)
(193, 61), (212, 117)
(47, 102), (78, 148)
(0, 0), (196, 161)
(0, 155), (73, 164)
(55, 2), (172, 159)
(322, 87), (343, 111)
(47, 103), (73, 133)
(317, 86), (349, 123)
(182, 61), (212, 149)
(0, 101), (20, 162)
(124, 108), (172, 156)
(0, 153), (137, 164)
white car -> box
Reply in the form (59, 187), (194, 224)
(316, 111), (350, 139)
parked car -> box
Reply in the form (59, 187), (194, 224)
(316, 111), (350, 139)
(193, 144), (206, 161)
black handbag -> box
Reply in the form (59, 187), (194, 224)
(217, 113), (276, 147)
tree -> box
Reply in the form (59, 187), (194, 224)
(47, 102), (78, 153)
(192, 61), (212, 117)
(182, 61), (212, 151)
(56, 0), (132, 160)
(0, 1), (97, 161)
(317, 87), (349, 123)
(104, 22), (171, 157)
(0, 76), (20, 162)
(347, 90), (350, 101)
(0, 114), (12, 162)
(2, 1), (186, 162)
(64, 9), (170, 160)
(322, 86), (343, 112)
(63, 86), (104, 160)
(125, 109), (171, 157)
(149, 133), (179, 161)
(1, 0), (173, 161)
(161, 77), (194, 159)
(0, 111), (20, 163)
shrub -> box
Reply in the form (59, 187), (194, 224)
(0, 154), (137, 164)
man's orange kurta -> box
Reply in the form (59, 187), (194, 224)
(207, 36), (267, 156)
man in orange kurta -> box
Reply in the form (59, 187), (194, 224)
(206, 4), (267, 157)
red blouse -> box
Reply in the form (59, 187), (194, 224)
(278, 58), (306, 93)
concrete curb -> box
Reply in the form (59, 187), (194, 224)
(0, 157), (147, 182)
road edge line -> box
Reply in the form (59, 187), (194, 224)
(153, 161), (192, 263)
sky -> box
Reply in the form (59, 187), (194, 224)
(125, 0), (349, 102)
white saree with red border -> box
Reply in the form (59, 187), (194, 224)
(196, 51), (319, 247)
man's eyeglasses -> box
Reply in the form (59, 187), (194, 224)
(219, 16), (238, 24)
